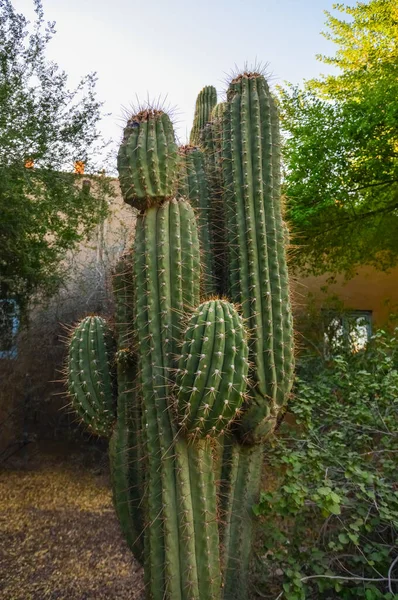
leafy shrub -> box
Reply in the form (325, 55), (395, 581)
(254, 329), (398, 599)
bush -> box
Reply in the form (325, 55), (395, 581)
(254, 330), (398, 599)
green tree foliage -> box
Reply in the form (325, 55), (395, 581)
(279, 0), (398, 276)
(0, 0), (113, 310)
(254, 330), (398, 599)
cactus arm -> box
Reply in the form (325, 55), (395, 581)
(67, 316), (116, 437)
(222, 74), (295, 441)
(117, 111), (178, 210)
(269, 97), (295, 403)
(177, 147), (215, 296)
(190, 85), (217, 146)
(221, 107), (240, 301)
(109, 255), (145, 564)
(177, 300), (248, 439)
(232, 77), (276, 405)
(216, 73), (295, 599)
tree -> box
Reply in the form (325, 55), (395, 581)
(0, 0), (113, 312)
(279, 0), (398, 277)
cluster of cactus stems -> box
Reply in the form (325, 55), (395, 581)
(67, 70), (294, 599)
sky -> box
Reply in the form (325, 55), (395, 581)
(14, 0), (340, 162)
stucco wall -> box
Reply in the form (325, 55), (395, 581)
(296, 267), (398, 328)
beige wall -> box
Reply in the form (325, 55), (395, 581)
(87, 181), (398, 329)
(296, 266), (398, 328)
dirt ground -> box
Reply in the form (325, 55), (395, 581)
(0, 441), (144, 600)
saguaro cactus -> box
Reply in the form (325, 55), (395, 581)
(66, 70), (294, 600)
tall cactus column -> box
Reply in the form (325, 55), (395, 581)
(219, 72), (295, 598)
(119, 109), (223, 600)
(134, 199), (197, 599)
(222, 73), (294, 441)
(109, 254), (145, 563)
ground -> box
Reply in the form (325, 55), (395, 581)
(0, 440), (144, 600)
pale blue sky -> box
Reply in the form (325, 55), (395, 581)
(14, 0), (340, 152)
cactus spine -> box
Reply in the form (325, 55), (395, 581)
(66, 69), (294, 600)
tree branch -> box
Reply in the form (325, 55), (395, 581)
(347, 179), (398, 193)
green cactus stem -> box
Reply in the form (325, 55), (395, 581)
(222, 72), (294, 442)
(177, 146), (215, 296)
(215, 73), (295, 599)
(200, 102), (228, 296)
(117, 110), (178, 210)
(134, 198), (221, 600)
(189, 85), (217, 146)
(67, 316), (116, 436)
(109, 254), (145, 564)
(220, 443), (263, 600)
(177, 299), (249, 437)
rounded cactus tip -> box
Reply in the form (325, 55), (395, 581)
(126, 108), (164, 125)
(230, 71), (263, 83)
(117, 108), (178, 210)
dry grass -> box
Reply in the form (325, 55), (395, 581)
(0, 441), (144, 600)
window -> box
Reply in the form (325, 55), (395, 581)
(0, 299), (19, 359)
(323, 310), (372, 354)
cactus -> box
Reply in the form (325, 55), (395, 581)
(176, 299), (249, 436)
(117, 109), (178, 210)
(177, 146), (215, 296)
(67, 316), (116, 436)
(66, 70), (294, 600)
(200, 103), (228, 295)
(109, 254), (145, 563)
(189, 85), (217, 146)
(215, 72), (294, 598)
(221, 73), (294, 442)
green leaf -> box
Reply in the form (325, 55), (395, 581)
(338, 533), (349, 545)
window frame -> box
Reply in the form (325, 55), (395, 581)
(322, 309), (373, 355)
